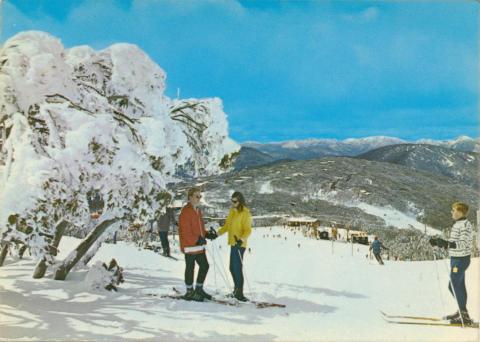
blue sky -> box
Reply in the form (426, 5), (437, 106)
(2, 0), (479, 143)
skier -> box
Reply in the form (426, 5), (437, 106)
(331, 224), (338, 240)
(369, 236), (388, 265)
(157, 207), (175, 257)
(429, 202), (474, 325)
(178, 187), (217, 302)
(216, 191), (252, 302)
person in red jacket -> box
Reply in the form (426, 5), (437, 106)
(178, 187), (217, 301)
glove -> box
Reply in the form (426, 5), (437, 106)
(196, 236), (207, 246)
(430, 237), (456, 249)
(205, 228), (218, 240)
(234, 238), (243, 248)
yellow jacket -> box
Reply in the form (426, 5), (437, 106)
(218, 207), (252, 247)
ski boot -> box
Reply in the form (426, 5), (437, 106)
(183, 288), (196, 301)
(195, 287), (212, 301)
(234, 288), (249, 302)
(444, 311), (460, 321)
(450, 310), (473, 326)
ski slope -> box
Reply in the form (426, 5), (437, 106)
(0, 226), (478, 341)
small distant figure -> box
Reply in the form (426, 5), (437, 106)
(331, 224), (338, 240)
(157, 207), (175, 257)
(369, 236), (388, 265)
(297, 243), (301, 248)
(284, 237), (287, 241)
(248, 247), (251, 253)
(88, 190), (104, 220)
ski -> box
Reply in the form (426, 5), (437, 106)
(147, 289), (239, 307)
(172, 287), (285, 309)
(161, 254), (178, 261)
(380, 310), (443, 322)
(171, 287), (239, 306)
(383, 317), (479, 329)
(247, 300), (286, 309)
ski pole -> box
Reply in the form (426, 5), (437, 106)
(432, 250), (447, 317)
(237, 248), (254, 301)
(429, 231), (466, 328)
(215, 241), (233, 292)
(209, 241), (218, 290)
(234, 235), (254, 296)
(209, 241), (227, 290)
(211, 240), (233, 293)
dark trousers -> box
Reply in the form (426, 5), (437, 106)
(449, 255), (470, 311)
(230, 246), (246, 290)
(184, 252), (209, 287)
(374, 252), (384, 265)
(159, 231), (170, 254)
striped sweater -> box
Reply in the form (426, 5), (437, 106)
(448, 218), (473, 257)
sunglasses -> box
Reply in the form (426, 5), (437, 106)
(195, 195), (202, 199)
(231, 199), (238, 203)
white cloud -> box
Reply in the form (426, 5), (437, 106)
(342, 6), (379, 23)
(360, 7), (379, 22)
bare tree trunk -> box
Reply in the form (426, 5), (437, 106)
(51, 220), (68, 256)
(81, 238), (103, 266)
(33, 257), (47, 279)
(54, 218), (118, 280)
(32, 220), (69, 279)
(0, 243), (9, 267)
(18, 245), (27, 259)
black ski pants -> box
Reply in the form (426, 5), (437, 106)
(374, 252), (384, 265)
(159, 231), (170, 254)
(184, 252), (209, 286)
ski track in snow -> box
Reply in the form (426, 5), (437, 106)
(0, 226), (478, 341)
(306, 190), (441, 235)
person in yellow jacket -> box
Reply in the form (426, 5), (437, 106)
(217, 191), (252, 301)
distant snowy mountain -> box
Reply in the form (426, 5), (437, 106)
(243, 136), (479, 162)
(233, 146), (276, 171)
(418, 136), (480, 153)
(357, 144), (479, 187)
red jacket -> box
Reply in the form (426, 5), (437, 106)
(179, 203), (207, 254)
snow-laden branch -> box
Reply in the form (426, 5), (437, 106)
(0, 31), (240, 277)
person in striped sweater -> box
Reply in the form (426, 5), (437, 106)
(429, 202), (474, 325)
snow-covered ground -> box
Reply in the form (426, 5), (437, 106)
(0, 226), (478, 341)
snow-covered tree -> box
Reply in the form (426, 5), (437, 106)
(0, 31), (239, 279)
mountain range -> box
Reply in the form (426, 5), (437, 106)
(174, 155), (477, 234)
(357, 143), (478, 187)
(240, 136), (479, 169)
